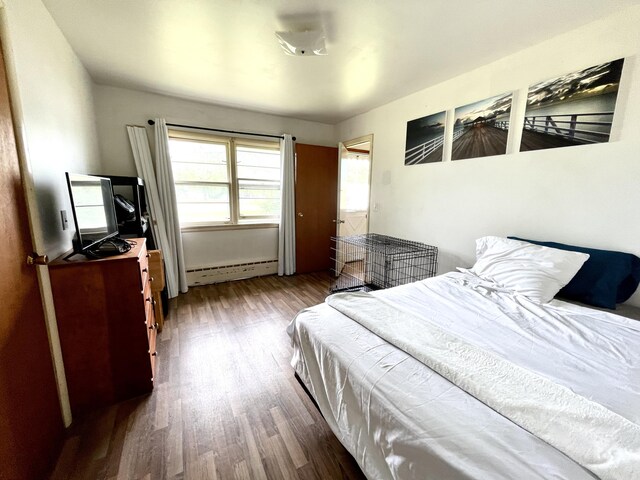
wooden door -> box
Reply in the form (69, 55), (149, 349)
(294, 143), (338, 274)
(0, 42), (63, 479)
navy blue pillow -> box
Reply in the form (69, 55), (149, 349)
(508, 237), (640, 309)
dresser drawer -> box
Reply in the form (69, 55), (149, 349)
(138, 244), (150, 291)
(148, 326), (157, 380)
(143, 287), (155, 346)
(142, 277), (153, 310)
(147, 249), (165, 292)
(145, 294), (155, 335)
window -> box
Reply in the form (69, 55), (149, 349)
(236, 144), (281, 219)
(168, 131), (281, 227)
(340, 153), (370, 211)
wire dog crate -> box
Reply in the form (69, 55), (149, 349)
(330, 233), (438, 293)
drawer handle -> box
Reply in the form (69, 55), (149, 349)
(150, 276), (155, 282)
(151, 351), (158, 357)
(148, 323), (158, 330)
(146, 253), (151, 258)
(142, 268), (148, 273)
(146, 297), (151, 303)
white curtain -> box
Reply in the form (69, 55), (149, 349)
(152, 119), (188, 294)
(278, 134), (296, 275)
(126, 125), (186, 298)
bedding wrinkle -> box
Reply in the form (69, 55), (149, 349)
(332, 337), (388, 432)
(361, 349), (395, 428)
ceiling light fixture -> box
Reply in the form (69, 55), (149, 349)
(275, 30), (327, 56)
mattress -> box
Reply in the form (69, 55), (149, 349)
(287, 272), (640, 480)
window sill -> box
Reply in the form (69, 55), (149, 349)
(180, 222), (279, 233)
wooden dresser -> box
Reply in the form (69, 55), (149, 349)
(49, 239), (157, 416)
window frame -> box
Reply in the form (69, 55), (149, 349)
(234, 139), (282, 222)
(168, 129), (281, 230)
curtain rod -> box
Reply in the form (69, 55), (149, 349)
(147, 120), (296, 141)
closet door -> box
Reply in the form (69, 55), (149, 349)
(294, 143), (338, 274)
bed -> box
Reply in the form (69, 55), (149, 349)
(287, 236), (640, 480)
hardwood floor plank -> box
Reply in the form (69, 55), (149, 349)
(285, 378), (316, 427)
(154, 382), (169, 431)
(169, 323), (181, 358)
(102, 400), (140, 479)
(237, 413), (268, 480)
(270, 406), (308, 469)
(165, 399), (183, 478)
(268, 433), (300, 480)
(51, 272), (364, 480)
(232, 460), (251, 480)
(149, 427), (168, 480)
(115, 403), (148, 480)
(185, 450), (218, 480)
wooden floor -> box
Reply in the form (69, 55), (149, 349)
(451, 125), (508, 160)
(519, 129), (585, 151)
(50, 273), (365, 480)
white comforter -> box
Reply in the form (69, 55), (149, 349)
(287, 272), (640, 480)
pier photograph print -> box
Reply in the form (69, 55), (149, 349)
(451, 92), (512, 160)
(404, 111), (446, 165)
(520, 58), (624, 152)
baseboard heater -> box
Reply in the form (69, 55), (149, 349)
(186, 260), (278, 286)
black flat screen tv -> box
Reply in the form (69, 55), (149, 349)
(65, 172), (119, 254)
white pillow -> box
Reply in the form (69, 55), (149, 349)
(470, 236), (590, 304)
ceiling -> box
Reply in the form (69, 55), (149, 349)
(42, 0), (638, 124)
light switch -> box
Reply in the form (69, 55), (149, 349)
(60, 210), (69, 230)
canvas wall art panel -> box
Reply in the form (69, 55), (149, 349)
(520, 58), (624, 152)
(404, 111), (446, 165)
(451, 92), (512, 161)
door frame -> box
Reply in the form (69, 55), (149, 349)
(336, 134), (374, 238)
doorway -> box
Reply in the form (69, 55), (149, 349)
(336, 135), (373, 237)
(333, 135), (373, 280)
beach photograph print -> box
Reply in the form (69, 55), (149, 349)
(520, 58), (624, 152)
(404, 111), (446, 165)
(451, 92), (512, 161)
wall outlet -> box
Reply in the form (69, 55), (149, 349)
(60, 210), (68, 230)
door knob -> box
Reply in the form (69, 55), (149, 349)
(26, 253), (48, 266)
(297, 212), (304, 217)
(333, 219), (345, 224)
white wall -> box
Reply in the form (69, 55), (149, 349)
(182, 227), (278, 269)
(93, 84), (337, 268)
(94, 84), (337, 176)
(337, 6), (640, 306)
(2, 0), (101, 259)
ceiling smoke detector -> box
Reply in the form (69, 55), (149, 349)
(275, 30), (327, 56)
